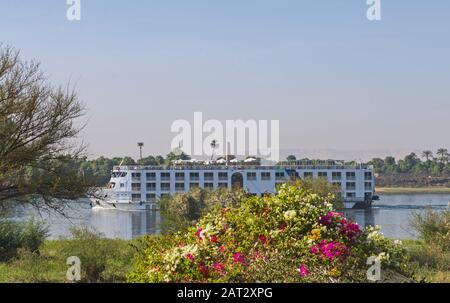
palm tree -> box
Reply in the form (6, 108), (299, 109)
(422, 150), (433, 161)
(436, 148), (448, 163)
(210, 140), (218, 160)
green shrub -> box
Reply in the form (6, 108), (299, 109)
(0, 248), (64, 283)
(403, 239), (450, 282)
(0, 219), (49, 261)
(60, 227), (133, 282)
(160, 179), (342, 234)
(410, 209), (450, 251)
(128, 182), (411, 283)
(160, 187), (246, 234)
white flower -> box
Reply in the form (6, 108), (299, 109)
(394, 240), (402, 246)
(367, 230), (380, 240)
(284, 210), (297, 221)
(375, 252), (390, 262)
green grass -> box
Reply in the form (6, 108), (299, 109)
(376, 187), (450, 194)
(0, 238), (135, 283)
(402, 239), (450, 283)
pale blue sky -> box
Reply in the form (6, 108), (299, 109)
(1, 1), (449, 160)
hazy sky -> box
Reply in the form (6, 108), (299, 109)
(1, 1), (449, 160)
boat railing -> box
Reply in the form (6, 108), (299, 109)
(113, 164), (373, 171)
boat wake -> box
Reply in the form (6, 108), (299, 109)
(372, 204), (448, 210)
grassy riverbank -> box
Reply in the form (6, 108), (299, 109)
(376, 187), (450, 195)
(402, 240), (450, 282)
(0, 237), (448, 283)
(0, 230), (135, 283)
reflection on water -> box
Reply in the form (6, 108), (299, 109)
(6, 194), (450, 240)
(9, 199), (161, 240)
(346, 194), (450, 239)
(89, 208), (161, 239)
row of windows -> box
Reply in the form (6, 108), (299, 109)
(131, 171), (372, 181)
(133, 191), (373, 202)
(132, 182), (229, 192)
(131, 181), (373, 192)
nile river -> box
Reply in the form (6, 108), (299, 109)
(6, 194), (450, 240)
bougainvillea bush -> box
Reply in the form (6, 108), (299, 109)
(127, 183), (412, 282)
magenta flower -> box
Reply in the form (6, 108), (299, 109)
(213, 263), (226, 275)
(259, 234), (268, 244)
(185, 253), (195, 261)
(320, 211), (342, 226)
(233, 252), (246, 265)
(310, 240), (349, 261)
(340, 222), (361, 240)
(298, 264), (310, 277)
(198, 262), (209, 278)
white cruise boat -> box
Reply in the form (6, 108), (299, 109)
(90, 160), (377, 211)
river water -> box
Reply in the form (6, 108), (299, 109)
(5, 194), (450, 240)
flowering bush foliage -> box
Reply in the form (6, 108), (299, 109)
(127, 182), (412, 282)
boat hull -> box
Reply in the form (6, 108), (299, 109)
(90, 198), (158, 211)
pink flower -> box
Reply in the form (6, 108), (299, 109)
(298, 264), (309, 277)
(340, 222), (361, 240)
(320, 211), (342, 226)
(213, 263), (226, 275)
(219, 245), (226, 253)
(195, 228), (203, 240)
(233, 252), (246, 265)
(210, 235), (218, 243)
(198, 262), (209, 278)
(319, 212), (361, 241)
(310, 240), (349, 261)
(254, 252), (266, 260)
(259, 234), (267, 244)
(185, 253), (195, 261)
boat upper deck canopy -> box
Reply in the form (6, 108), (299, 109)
(113, 164), (373, 171)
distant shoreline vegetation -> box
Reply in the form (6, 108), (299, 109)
(75, 150), (450, 189)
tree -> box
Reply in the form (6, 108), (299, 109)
(422, 150), (433, 161)
(403, 153), (420, 170)
(137, 155), (158, 166)
(286, 155), (297, 161)
(155, 155), (164, 165)
(384, 156), (396, 166)
(436, 148), (448, 163)
(165, 151), (190, 164)
(0, 45), (87, 213)
(119, 157), (136, 165)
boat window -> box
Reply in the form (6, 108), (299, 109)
(111, 172), (127, 178)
